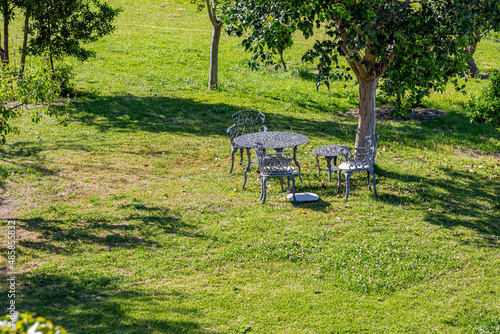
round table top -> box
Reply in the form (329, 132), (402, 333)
(233, 131), (309, 149)
(313, 144), (352, 157)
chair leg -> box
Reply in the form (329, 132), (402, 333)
(315, 155), (321, 178)
(239, 148), (244, 165)
(367, 171), (372, 191)
(242, 148), (252, 190)
(287, 176), (291, 193)
(326, 157), (333, 183)
(261, 178), (268, 204)
(229, 147), (237, 174)
(344, 172), (351, 202)
(337, 171), (342, 193)
(280, 177), (285, 192)
(290, 176), (297, 203)
(370, 170), (378, 196)
(259, 176), (264, 201)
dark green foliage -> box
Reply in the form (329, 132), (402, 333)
(222, 0), (294, 71)
(26, 0), (121, 63)
(467, 69), (500, 126)
(52, 62), (76, 97)
(380, 34), (469, 119)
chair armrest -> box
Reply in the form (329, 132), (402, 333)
(226, 124), (236, 136)
(260, 125), (268, 132)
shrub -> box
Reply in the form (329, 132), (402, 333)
(0, 313), (67, 334)
(52, 63), (76, 97)
(467, 69), (500, 127)
(0, 60), (59, 144)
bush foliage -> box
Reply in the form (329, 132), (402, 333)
(467, 69), (500, 126)
(0, 313), (67, 334)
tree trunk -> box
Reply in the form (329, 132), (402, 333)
(0, 30), (3, 62)
(467, 57), (479, 78)
(20, 13), (30, 75)
(466, 37), (481, 78)
(3, 11), (9, 64)
(280, 50), (287, 71)
(396, 92), (402, 110)
(49, 50), (54, 72)
(208, 22), (222, 90)
(356, 78), (379, 148)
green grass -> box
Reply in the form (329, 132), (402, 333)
(1, 1), (499, 333)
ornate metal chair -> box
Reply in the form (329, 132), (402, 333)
(226, 110), (267, 173)
(255, 143), (297, 204)
(337, 135), (380, 202)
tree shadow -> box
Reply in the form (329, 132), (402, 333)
(376, 109), (500, 154)
(51, 93), (358, 142)
(374, 165), (500, 247)
(16, 272), (218, 334)
(57, 93), (241, 136)
(15, 201), (213, 254)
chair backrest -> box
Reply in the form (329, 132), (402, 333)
(228, 110), (266, 141)
(341, 135), (380, 169)
(363, 134), (380, 166)
(255, 143), (293, 176)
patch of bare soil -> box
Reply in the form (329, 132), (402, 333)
(343, 105), (447, 122)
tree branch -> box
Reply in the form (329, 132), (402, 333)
(206, 0), (221, 28)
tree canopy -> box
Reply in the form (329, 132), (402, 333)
(223, 0), (295, 71)
(222, 0), (500, 146)
(27, 0), (121, 70)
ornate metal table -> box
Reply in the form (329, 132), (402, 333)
(233, 131), (309, 189)
(313, 144), (352, 183)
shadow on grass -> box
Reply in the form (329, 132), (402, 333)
(17, 272), (217, 334)
(15, 201), (211, 253)
(50, 93), (358, 142)
(60, 92), (499, 154)
(376, 110), (500, 154)
(375, 164), (500, 246)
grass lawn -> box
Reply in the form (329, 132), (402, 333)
(1, 0), (499, 333)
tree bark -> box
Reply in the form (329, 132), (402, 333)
(208, 22), (222, 90)
(280, 50), (287, 71)
(356, 78), (379, 148)
(3, 10), (9, 64)
(206, 0), (222, 90)
(49, 49), (54, 72)
(0, 31), (3, 62)
(466, 36), (481, 78)
(20, 13), (30, 75)
(467, 57), (479, 78)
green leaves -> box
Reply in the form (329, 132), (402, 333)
(467, 69), (500, 126)
(0, 313), (67, 334)
(0, 58), (59, 144)
(221, 0), (295, 70)
(26, 0), (121, 62)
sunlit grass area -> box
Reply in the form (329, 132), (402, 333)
(1, 0), (499, 333)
